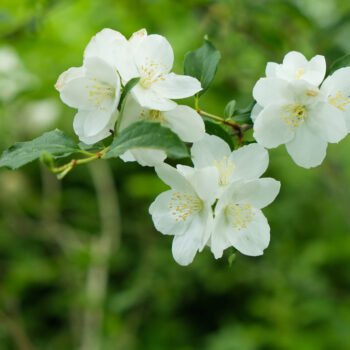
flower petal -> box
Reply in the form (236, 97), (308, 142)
(265, 62), (278, 77)
(119, 96), (144, 131)
(282, 51), (307, 69)
(307, 102), (347, 143)
(322, 67), (350, 94)
(228, 209), (270, 256)
(152, 73), (202, 99)
(253, 78), (290, 107)
(229, 143), (269, 181)
(155, 163), (189, 190)
(285, 124), (327, 168)
(304, 55), (326, 86)
(120, 148), (167, 167)
(129, 28), (148, 50)
(135, 34), (174, 73)
(191, 134), (231, 168)
(253, 104), (295, 148)
(163, 105), (205, 142)
(149, 190), (192, 236)
(177, 165), (219, 203)
(73, 109), (113, 137)
(55, 67), (85, 91)
(132, 84), (176, 111)
(221, 178), (281, 210)
(84, 57), (119, 87)
(76, 109), (117, 144)
(210, 213), (232, 259)
(251, 103), (263, 122)
(171, 206), (213, 265)
(83, 28), (127, 67)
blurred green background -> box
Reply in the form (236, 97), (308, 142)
(1, 0), (350, 349)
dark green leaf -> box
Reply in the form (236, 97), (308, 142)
(232, 101), (254, 124)
(204, 120), (234, 150)
(329, 54), (350, 75)
(0, 129), (79, 170)
(105, 121), (189, 160)
(224, 100), (236, 119)
(184, 38), (221, 96)
(116, 77), (141, 133)
(118, 77), (140, 110)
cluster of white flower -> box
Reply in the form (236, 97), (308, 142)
(55, 28), (204, 165)
(52, 29), (350, 266)
(252, 51), (350, 168)
(150, 135), (280, 265)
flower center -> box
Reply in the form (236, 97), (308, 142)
(139, 59), (167, 89)
(169, 191), (203, 222)
(280, 103), (307, 131)
(213, 156), (235, 187)
(329, 91), (350, 112)
(86, 80), (114, 111)
(295, 67), (305, 79)
(225, 203), (255, 230)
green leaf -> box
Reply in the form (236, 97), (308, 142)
(224, 100), (236, 119)
(184, 38), (221, 96)
(40, 151), (54, 169)
(0, 129), (79, 170)
(231, 101), (254, 124)
(329, 54), (350, 74)
(118, 77), (140, 111)
(105, 120), (189, 160)
(204, 120), (234, 150)
(228, 252), (236, 267)
(116, 77), (140, 133)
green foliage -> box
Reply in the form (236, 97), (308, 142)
(224, 99), (236, 119)
(204, 120), (235, 150)
(0, 130), (79, 170)
(329, 53), (350, 74)
(184, 38), (221, 96)
(105, 120), (189, 160)
(232, 102), (255, 124)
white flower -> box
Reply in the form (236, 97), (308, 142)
(149, 163), (218, 266)
(55, 56), (121, 144)
(83, 28), (148, 69)
(266, 51), (326, 86)
(211, 178), (280, 258)
(115, 33), (202, 111)
(252, 77), (347, 168)
(252, 51), (327, 123)
(191, 134), (269, 194)
(119, 96), (205, 166)
(321, 67), (350, 132)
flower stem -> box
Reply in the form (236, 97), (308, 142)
(51, 148), (109, 179)
(197, 109), (241, 130)
(197, 109), (253, 149)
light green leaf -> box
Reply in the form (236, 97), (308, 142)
(105, 120), (189, 160)
(184, 38), (221, 96)
(224, 100), (236, 119)
(329, 53), (350, 75)
(228, 252), (236, 267)
(0, 129), (79, 170)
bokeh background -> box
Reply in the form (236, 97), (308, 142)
(1, 0), (350, 349)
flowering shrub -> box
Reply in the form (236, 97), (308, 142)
(1, 28), (350, 265)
